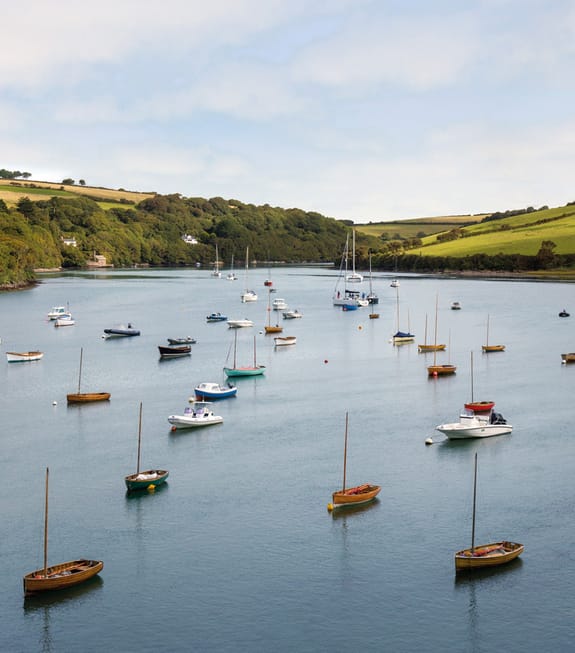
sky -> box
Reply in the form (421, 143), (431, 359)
(2, 0), (575, 222)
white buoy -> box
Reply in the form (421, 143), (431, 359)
(425, 437), (433, 445)
(52, 400), (58, 406)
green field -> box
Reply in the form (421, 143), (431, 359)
(356, 215), (487, 240)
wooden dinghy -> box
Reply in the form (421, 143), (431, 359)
(561, 353), (575, 364)
(482, 315), (505, 353)
(455, 453), (523, 572)
(23, 468), (103, 595)
(67, 348), (110, 403)
(6, 351), (43, 363)
(327, 412), (381, 511)
(455, 541), (524, 571)
(24, 559), (104, 595)
(427, 295), (456, 376)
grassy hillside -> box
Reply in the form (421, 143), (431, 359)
(356, 214), (488, 240)
(0, 179), (154, 208)
(415, 205), (575, 256)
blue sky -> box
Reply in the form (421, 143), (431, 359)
(2, 0), (575, 222)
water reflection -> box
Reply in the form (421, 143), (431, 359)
(329, 498), (381, 520)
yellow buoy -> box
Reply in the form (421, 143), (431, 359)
(147, 484), (156, 492)
(327, 503), (334, 511)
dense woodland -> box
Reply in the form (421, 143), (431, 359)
(0, 189), (573, 288)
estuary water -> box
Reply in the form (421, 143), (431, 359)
(1, 267), (574, 653)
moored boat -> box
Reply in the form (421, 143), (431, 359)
(224, 332), (265, 377)
(282, 310), (303, 319)
(67, 348), (110, 403)
(103, 324), (140, 338)
(47, 306), (68, 320)
(455, 453), (523, 571)
(559, 309), (570, 317)
(227, 318), (254, 328)
(7, 351), (44, 363)
(124, 403), (168, 492)
(482, 314), (505, 352)
(193, 382), (237, 400)
(158, 344), (191, 358)
(561, 352), (575, 363)
(167, 337), (196, 345)
(327, 413), (381, 511)
(23, 467), (103, 595)
(54, 313), (75, 327)
(436, 409), (512, 439)
(451, 301), (461, 310)
(168, 402), (223, 429)
(206, 312), (227, 322)
(274, 336), (296, 346)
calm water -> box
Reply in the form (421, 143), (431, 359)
(1, 268), (574, 652)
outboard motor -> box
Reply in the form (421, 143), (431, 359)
(490, 411), (507, 424)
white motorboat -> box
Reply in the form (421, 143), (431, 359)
(283, 310), (303, 319)
(272, 298), (288, 311)
(54, 313), (75, 327)
(193, 382), (237, 400)
(47, 306), (68, 320)
(227, 318), (254, 328)
(436, 409), (512, 440)
(168, 402), (223, 430)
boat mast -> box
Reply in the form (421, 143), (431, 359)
(253, 335), (257, 368)
(470, 351), (474, 402)
(43, 467), (49, 578)
(77, 347), (83, 394)
(369, 252), (373, 294)
(233, 330), (238, 368)
(471, 452), (478, 553)
(433, 294), (439, 366)
(486, 314), (490, 347)
(136, 402), (143, 476)
(342, 412), (349, 492)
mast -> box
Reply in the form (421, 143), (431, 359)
(486, 314), (490, 347)
(136, 402), (143, 475)
(424, 314), (428, 346)
(233, 330), (238, 368)
(43, 467), (49, 578)
(342, 412), (349, 492)
(433, 294), (439, 366)
(77, 347), (84, 394)
(253, 335), (257, 368)
(351, 230), (356, 277)
(470, 351), (474, 402)
(471, 452), (478, 552)
(368, 252), (373, 294)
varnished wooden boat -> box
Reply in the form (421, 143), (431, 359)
(158, 344), (191, 358)
(328, 413), (381, 511)
(23, 468), (103, 595)
(6, 351), (43, 363)
(67, 392), (111, 403)
(428, 364), (457, 376)
(482, 315), (505, 352)
(464, 400), (495, 412)
(455, 541), (524, 571)
(24, 559), (104, 595)
(67, 348), (110, 403)
(561, 353), (575, 363)
(455, 453), (523, 572)
(418, 343), (446, 352)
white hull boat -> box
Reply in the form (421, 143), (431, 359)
(54, 314), (75, 327)
(47, 306), (68, 320)
(274, 336), (296, 346)
(436, 410), (512, 439)
(227, 318), (254, 328)
(168, 403), (223, 430)
(7, 351), (44, 363)
(272, 298), (288, 311)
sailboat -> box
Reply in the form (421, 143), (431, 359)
(392, 286), (414, 344)
(455, 453), (524, 571)
(226, 253), (237, 281)
(23, 467), (104, 595)
(367, 252), (379, 310)
(390, 255), (399, 287)
(264, 288), (283, 334)
(240, 246), (257, 302)
(124, 403), (169, 492)
(67, 347), (111, 403)
(464, 351), (495, 412)
(327, 412), (381, 511)
(333, 234), (367, 309)
(223, 331), (265, 377)
(345, 229), (363, 283)
(427, 295), (456, 376)
(482, 314), (505, 352)
(418, 313), (446, 352)
(211, 243), (222, 278)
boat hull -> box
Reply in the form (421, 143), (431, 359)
(168, 415), (223, 429)
(6, 351), (44, 363)
(124, 469), (169, 492)
(224, 366), (265, 377)
(330, 484), (381, 508)
(428, 364), (457, 376)
(167, 338), (196, 345)
(67, 392), (111, 403)
(158, 345), (191, 358)
(274, 337), (296, 346)
(194, 383), (237, 400)
(482, 345), (505, 352)
(561, 353), (575, 363)
(464, 401), (495, 412)
(227, 320), (254, 328)
(264, 326), (283, 334)
(23, 559), (103, 595)
(455, 541), (524, 571)
(206, 313), (227, 322)
(103, 329), (140, 338)
(436, 423), (512, 439)
(418, 344), (446, 352)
